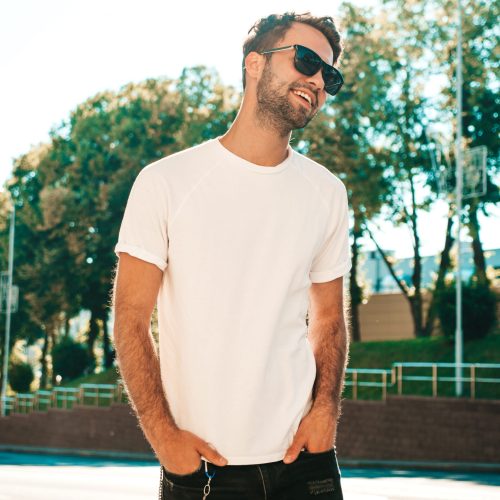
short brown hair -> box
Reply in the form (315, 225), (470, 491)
(242, 12), (343, 89)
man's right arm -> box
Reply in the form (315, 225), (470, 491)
(112, 252), (178, 446)
(112, 252), (228, 473)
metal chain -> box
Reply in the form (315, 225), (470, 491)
(202, 460), (216, 499)
(158, 460), (216, 499)
(158, 465), (164, 500)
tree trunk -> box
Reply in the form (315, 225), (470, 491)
(64, 312), (70, 339)
(102, 311), (115, 369)
(39, 327), (49, 389)
(86, 312), (99, 372)
(423, 206), (454, 336)
(410, 248), (425, 337)
(408, 168), (425, 337)
(366, 221), (427, 338)
(467, 201), (489, 285)
(407, 294), (425, 338)
(49, 329), (57, 387)
(349, 224), (363, 342)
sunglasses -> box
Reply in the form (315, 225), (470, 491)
(256, 44), (344, 97)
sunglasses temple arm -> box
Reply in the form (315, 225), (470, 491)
(259, 46), (295, 55)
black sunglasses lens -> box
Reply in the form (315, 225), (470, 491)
(295, 46), (343, 96)
(295, 46), (321, 76)
(323, 67), (343, 96)
(325, 82), (342, 96)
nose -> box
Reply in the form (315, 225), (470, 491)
(305, 68), (325, 93)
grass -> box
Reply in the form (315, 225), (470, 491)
(57, 334), (500, 402)
(347, 333), (500, 368)
(345, 334), (500, 401)
(62, 366), (120, 388)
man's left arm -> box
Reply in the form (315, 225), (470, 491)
(284, 276), (349, 463)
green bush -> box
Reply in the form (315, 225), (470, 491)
(435, 279), (497, 341)
(52, 337), (91, 382)
(8, 361), (34, 393)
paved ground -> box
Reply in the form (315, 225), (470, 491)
(0, 452), (499, 499)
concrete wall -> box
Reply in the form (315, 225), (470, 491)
(358, 287), (500, 341)
(1, 397), (498, 467)
(359, 290), (435, 341)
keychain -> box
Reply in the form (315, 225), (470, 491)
(202, 459), (216, 499)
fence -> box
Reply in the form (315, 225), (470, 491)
(2, 383), (127, 416)
(393, 362), (500, 399)
(345, 362), (500, 400)
(345, 368), (392, 400)
(2, 362), (499, 416)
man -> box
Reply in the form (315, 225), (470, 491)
(113, 11), (351, 500)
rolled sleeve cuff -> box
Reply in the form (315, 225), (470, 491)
(114, 242), (167, 271)
(309, 260), (352, 283)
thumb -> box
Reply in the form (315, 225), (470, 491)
(283, 438), (304, 464)
(199, 441), (228, 466)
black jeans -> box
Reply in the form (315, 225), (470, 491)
(159, 447), (343, 499)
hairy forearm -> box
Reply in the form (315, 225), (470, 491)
(113, 314), (179, 447)
(308, 317), (349, 418)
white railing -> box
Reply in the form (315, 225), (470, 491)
(2, 363), (499, 416)
(345, 368), (392, 400)
(1, 382), (127, 416)
(393, 362), (500, 399)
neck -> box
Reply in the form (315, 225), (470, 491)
(219, 95), (291, 167)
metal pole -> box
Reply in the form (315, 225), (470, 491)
(470, 365), (475, 399)
(1, 204), (15, 417)
(455, 0), (464, 397)
(432, 364), (438, 397)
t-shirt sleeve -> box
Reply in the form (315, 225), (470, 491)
(309, 182), (352, 283)
(114, 167), (169, 271)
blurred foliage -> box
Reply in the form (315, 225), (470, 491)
(52, 337), (93, 382)
(8, 361), (34, 393)
(434, 279), (497, 340)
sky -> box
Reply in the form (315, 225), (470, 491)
(1, 0), (498, 260)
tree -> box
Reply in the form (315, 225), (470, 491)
(294, 2), (395, 341)
(1, 67), (239, 389)
(3, 143), (68, 389)
(52, 337), (91, 382)
(433, 0), (499, 286)
(434, 278), (497, 340)
(361, 0), (458, 338)
(8, 361), (34, 393)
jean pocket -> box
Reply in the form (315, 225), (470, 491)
(162, 461), (203, 478)
(300, 446), (335, 455)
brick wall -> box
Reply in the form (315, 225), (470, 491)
(337, 396), (500, 463)
(0, 404), (152, 455)
(0, 397), (498, 464)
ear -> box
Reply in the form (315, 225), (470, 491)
(244, 51), (266, 84)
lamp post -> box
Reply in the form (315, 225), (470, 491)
(1, 204), (15, 417)
(454, 0), (464, 397)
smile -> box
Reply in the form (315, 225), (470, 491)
(291, 90), (313, 109)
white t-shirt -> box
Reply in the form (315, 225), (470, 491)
(114, 136), (352, 465)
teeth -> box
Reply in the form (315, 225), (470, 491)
(293, 90), (312, 105)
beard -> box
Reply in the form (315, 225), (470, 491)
(255, 61), (317, 137)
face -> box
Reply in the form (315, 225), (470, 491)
(254, 22), (334, 136)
